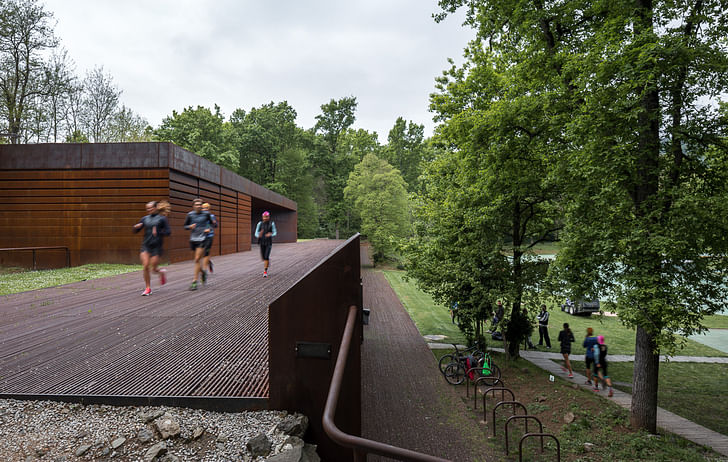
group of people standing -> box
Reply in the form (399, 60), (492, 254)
(133, 198), (276, 294)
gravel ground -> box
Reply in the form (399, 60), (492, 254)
(0, 398), (305, 461)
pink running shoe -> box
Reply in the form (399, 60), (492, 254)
(141, 287), (152, 296)
(159, 269), (167, 285)
(568, 373), (574, 378)
(263, 270), (268, 278)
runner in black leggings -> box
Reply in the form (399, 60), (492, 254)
(132, 200), (171, 295)
(255, 211), (277, 277)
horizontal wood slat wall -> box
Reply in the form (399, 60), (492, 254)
(0, 143), (294, 268)
(0, 168), (169, 267)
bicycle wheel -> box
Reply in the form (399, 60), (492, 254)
(444, 362), (466, 385)
(438, 353), (456, 375)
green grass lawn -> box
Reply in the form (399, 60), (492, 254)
(382, 270), (467, 345)
(0, 263), (142, 295)
(562, 359), (728, 437)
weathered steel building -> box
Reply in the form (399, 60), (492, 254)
(0, 142), (297, 268)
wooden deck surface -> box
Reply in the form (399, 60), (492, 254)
(0, 240), (341, 403)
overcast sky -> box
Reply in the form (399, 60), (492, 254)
(44, 1), (475, 142)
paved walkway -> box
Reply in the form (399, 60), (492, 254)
(428, 344), (728, 363)
(427, 343), (728, 457)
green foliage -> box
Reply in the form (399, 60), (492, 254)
(381, 117), (426, 191)
(344, 153), (409, 262)
(65, 129), (88, 143)
(154, 104), (238, 172)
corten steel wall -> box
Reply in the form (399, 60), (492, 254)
(0, 143), (296, 267)
(269, 234), (362, 462)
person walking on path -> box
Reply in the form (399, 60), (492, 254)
(201, 203), (218, 275)
(537, 304), (551, 348)
(184, 198), (213, 290)
(583, 327), (599, 387)
(593, 334), (614, 397)
(558, 322), (575, 377)
(132, 200), (171, 296)
(255, 211), (277, 277)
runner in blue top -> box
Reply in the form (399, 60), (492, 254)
(201, 203), (218, 275)
(583, 327), (599, 386)
(183, 198), (213, 290)
(132, 200), (171, 296)
(255, 211), (277, 277)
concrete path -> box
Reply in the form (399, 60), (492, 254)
(479, 346), (728, 457)
(428, 344), (728, 363)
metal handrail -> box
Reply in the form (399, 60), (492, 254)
(323, 305), (451, 462)
(0, 246), (70, 269)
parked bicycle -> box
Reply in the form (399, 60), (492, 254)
(438, 342), (484, 376)
(439, 343), (500, 385)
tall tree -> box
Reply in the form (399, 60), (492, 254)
(382, 117), (426, 191)
(0, 0), (57, 142)
(312, 96), (358, 238)
(344, 153), (410, 263)
(154, 105), (238, 172)
(81, 66), (120, 142)
(107, 105), (151, 142)
(436, 0), (728, 431)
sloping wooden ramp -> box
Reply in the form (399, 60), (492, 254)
(0, 240), (341, 409)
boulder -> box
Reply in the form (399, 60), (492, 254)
(276, 414), (309, 438)
(247, 433), (272, 458)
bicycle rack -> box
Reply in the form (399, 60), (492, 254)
(519, 433), (560, 462)
(492, 401), (527, 437)
(482, 387), (515, 422)
(505, 415), (544, 455)
(468, 374), (503, 401)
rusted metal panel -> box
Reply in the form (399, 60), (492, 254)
(269, 235), (362, 462)
(80, 143), (162, 169)
(0, 144), (82, 169)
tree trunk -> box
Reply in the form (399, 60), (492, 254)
(631, 326), (660, 433)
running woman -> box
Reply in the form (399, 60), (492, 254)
(183, 198), (213, 290)
(593, 335), (614, 397)
(583, 327), (599, 387)
(132, 200), (171, 296)
(201, 203), (218, 275)
(255, 211), (277, 277)
(558, 322), (575, 377)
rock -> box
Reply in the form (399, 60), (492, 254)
(584, 442), (595, 452)
(276, 414), (309, 438)
(155, 413), (181, 439)
(144, 442), (167, 462)
(159, 455), (180, 462)
(137, 428), (154, 443)
(75, 445), (92, 457)
(301, 444), (321, 462)
(536, 395), (547, 403)
(140, 409), (165, 423)
(100, 447), (111, 456)
(191, 427), (205, 440)
(247, 433), (272, 458)
(564, 412), (575, 424)
(217, 434), (229, 443)
(284, 436), (305, 449)
(111, 437), (126, 449)
(266, 446), (302, 462)
(35, 447), (48, 457)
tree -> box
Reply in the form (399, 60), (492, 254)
(407, 43), (563, 355)
(312, 96), (358, 238)
(344, 153), (410, 263)
(107, 105), (151, 142)
(436, 0), (728, 432)
(42, 50), (76, 142)
(382, 117), (426, 191)
(81, 66), (120, 142)
(229, 101), (298, 186)
(0, 0), (57, 142)
(154, 105), (238, 172)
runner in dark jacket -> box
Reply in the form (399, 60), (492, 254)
(133, 200), (171, 296)
(184, 198), (213, 290)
